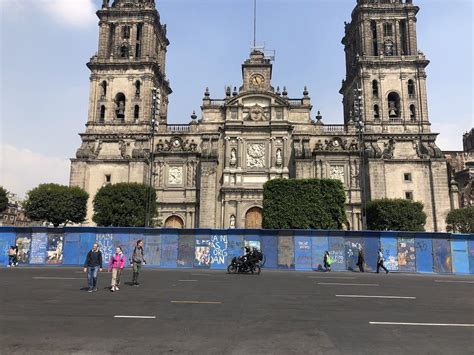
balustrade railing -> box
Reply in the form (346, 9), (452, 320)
(167, 124), (190, 132)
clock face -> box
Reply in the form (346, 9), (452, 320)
(250, 74), (265, 88)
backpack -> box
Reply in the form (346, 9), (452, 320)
(327, 255), (332, 265)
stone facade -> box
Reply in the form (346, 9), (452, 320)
(71, 0), (457, 232)
(445, 129), (474, 209)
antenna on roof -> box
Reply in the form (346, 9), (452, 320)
(253, 0), (257, 48)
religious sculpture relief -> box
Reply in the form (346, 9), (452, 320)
(229, 215), (236, 229)
(131, 140), (148, 159)
(168, 167), (183, 185)
(384, 40), (394, 56)
(247, 143), (265, 168)
(76, 141), (101, 160)
(381, 139), (396, 159)
(230, 148), (237, 167)
(330, 165), (345, 184)
(118, 140), (131, 160)
(324, 137), (348, 151)
(276, 148), (283, 167)
(156, 137), (198, 152)
(245, 104), (268, 121)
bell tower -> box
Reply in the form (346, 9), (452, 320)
(70, 0), (172, 224)
(340, 0), (430, 134)
(90, 0), (171, 125)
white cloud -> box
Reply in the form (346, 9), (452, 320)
(0, 144), (70, 199)
(0, 0), (97, 28)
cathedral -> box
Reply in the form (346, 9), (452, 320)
(70, 0), (458, 231)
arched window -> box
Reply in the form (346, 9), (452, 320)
(100, 105), (106, 122)
(387, 92), (401, 118)
(122, 26), (130, 39)
(115, 93), (126, 121)
(134, 105), (140, 119)
(372, 80), (379, 98)
(100, 81), (107, 98)
(408, 80), (416, 98)
(135, 80), (141, 97)
(374, 105), (380, 119)
(371, 21), (378, 55)
(410, 104), (416, 120)
(383, 23), (393, 37)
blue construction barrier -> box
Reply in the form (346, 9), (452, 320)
(1, 227), (473, 274)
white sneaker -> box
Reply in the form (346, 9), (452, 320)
(115, 286), (119, 291)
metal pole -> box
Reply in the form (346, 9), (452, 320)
(145, 88), (158, 227)
(354, 84), (367, 230)
(253, 0), (257, 48)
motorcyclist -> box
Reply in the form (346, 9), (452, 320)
(240, 247), (252, 270)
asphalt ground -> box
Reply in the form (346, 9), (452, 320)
(0, 267), (473, 355)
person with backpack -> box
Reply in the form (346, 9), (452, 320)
(83, 243), (103, 292)
(377, 248), (389, 274)
(323, 251), (332, 272)
(131, 240), (146, 286)
(108, 246), (125, 292)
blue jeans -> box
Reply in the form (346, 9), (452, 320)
(87, 266), (99, 290)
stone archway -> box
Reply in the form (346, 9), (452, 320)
(245, 207), (263, 229)
(164, 215), (184, 229)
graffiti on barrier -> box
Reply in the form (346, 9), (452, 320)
(210, 235), (228, 265)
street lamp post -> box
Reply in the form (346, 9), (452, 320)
(145, 87), (160, 228)
(354, 84), (367, 230)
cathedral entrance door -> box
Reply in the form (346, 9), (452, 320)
(245, 207), (263, 229)
(164, 215), (184, 229)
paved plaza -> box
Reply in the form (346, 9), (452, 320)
(1, 267), (473, 354)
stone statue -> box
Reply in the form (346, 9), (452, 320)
(116, 99), (125, 119)
(230, 215), (236, 229)
(230, 148), (237, 167)
(276, 149), (282, 167)
(384, 40), (394, 56)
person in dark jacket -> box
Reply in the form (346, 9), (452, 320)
(83, 243), (103, 292)
(131, 240), (146, 286)
(357, 248), (365, 272)
(376, 248), (389, 274)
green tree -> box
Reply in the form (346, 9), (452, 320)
(366, 198), (427, 232)
(0, 186), (8, 213)
(446, 207), (474, 233)
(92, 182), (156, 227)
(263, 179), (347, 229)
(24, 184), (89, 227)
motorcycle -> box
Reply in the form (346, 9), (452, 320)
(227, 251), (264, 275)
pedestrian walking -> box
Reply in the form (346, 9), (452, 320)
(108, 246), (125, 292)
(83, 243), (103, 292)
(7, 246), (17, 267)
(357, 248), (365, 272)
(131, 240), (146, 286)
(376, 248), (389, 274)
(323, 251), (332, 272)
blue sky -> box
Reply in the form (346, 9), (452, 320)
(0, 0), (472, 197)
